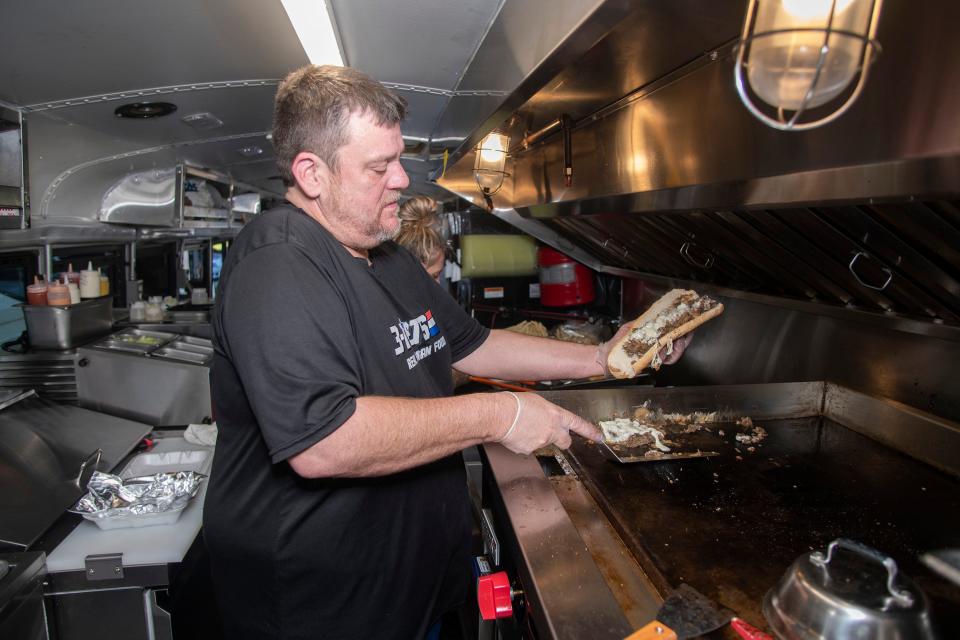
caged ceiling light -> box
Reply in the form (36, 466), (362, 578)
(734, 0), (884, 131)
(473, 132), (510, 197)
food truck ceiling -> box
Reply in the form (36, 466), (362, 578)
(0, 0), (614, 226)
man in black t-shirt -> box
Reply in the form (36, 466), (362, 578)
(205, 65), (686, 640)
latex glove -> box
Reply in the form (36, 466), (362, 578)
(596, 324), (694, 375)
(660, 332), (693, 366)
(496, 392), (602, 455)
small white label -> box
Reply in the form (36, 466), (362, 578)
(0, 207), (19, 217)
(483, 287), (505, 299)
(529, 283), (541, 298)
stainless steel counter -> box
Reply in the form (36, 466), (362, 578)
(77, 333), (212, 426)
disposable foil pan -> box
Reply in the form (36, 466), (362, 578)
(70, 470), (205, 530)
(120, 450), (212, 479)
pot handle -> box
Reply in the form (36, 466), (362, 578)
(811, 538), (914, 608)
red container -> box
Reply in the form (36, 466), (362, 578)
(537, 246), (595, 307)
(26, 276), (48, 306)
(60, 263), (80, 285)
(26, 284), (48, 305)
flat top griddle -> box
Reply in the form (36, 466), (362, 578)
(568, 418), (960, 631)
(541, 384), (960, 634)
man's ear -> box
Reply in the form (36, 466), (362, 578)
(290, 152), (330, 199)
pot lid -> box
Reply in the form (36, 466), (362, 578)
(764, 538), (935, 640)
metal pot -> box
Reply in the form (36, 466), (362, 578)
(763, 538), (936, 639)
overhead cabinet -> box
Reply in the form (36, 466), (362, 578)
(99, 165), (260, 230)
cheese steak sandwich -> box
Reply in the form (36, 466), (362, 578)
(607, 289), (723, 378)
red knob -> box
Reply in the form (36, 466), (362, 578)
(477, 571), (513, 620)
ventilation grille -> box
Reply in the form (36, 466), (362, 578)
(547, 200), (960, 324)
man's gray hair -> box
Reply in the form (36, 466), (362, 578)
(273, 65), (407, 186)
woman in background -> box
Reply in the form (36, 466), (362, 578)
(397, 195), (471, 392)
(396, 195), (446, 281)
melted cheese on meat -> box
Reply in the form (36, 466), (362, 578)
(599, 418), (671, 451)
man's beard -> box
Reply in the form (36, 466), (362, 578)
(326, 182), (401, 248)
(374, 221), (401, 243)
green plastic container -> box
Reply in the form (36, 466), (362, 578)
(460, 235), (538, 278)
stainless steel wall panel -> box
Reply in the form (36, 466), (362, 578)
(823, 383), (960, 478)
(623, 280), (960, 424)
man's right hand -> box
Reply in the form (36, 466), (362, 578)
(495, 392), (602, 455)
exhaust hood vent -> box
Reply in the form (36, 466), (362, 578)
(545, 200), (960, 325)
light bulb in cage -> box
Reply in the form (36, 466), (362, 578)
(473, 132), (510, 196)
(735, 0), (883, 131)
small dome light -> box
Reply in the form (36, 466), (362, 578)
(114, 102), (178, 119)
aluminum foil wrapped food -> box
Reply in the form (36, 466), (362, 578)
(71, 470), (205, 518)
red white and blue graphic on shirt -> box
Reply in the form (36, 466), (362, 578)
(389, 310), (446, 370)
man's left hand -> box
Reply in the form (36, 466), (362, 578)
(659, 332), (693, 366)
(596, 323), (694, 375)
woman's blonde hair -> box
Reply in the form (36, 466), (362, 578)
(395, 195), (445, 265)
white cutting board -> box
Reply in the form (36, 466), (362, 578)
(46, 435), (214, 573)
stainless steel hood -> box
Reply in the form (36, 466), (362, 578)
(438, 0), (960, 327)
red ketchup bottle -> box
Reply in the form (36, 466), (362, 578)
(26, 276), (48, 306)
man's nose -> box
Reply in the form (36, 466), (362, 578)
(389, 162), (410, 191)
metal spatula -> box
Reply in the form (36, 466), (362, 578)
(625, 583), (732, 640)
(600, 439), (719, 464)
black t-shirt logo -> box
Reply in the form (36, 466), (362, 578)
(388, 310), (445, 370)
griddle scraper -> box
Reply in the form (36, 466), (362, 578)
(624, 583), (732, 640)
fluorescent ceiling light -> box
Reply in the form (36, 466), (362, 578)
(281, 0), (344, 66)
